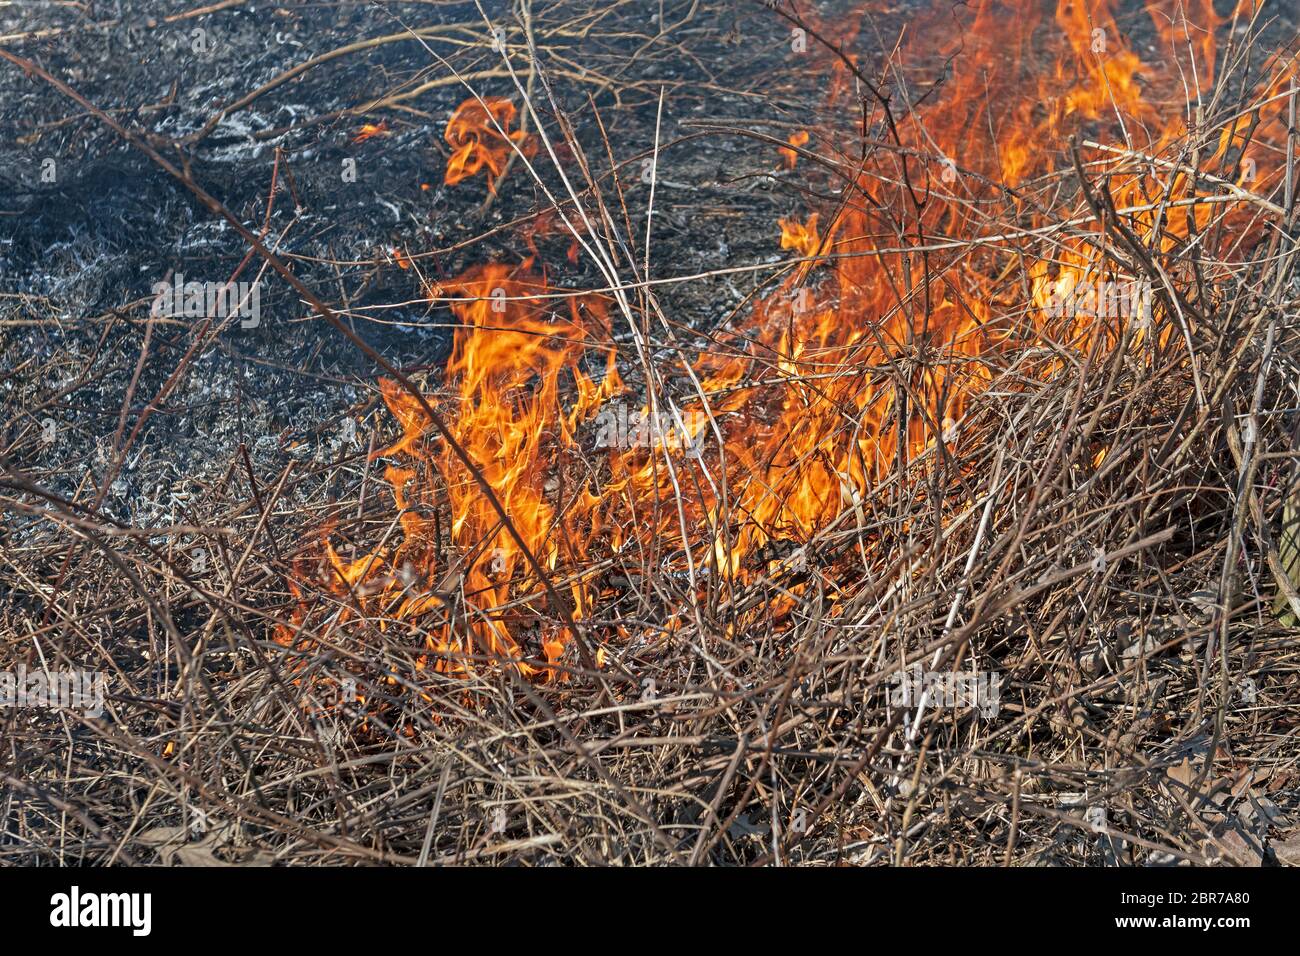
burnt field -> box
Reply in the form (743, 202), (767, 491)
(3, 0), (1300, 868)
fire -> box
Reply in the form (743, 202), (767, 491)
(284, 1), (1291, 696)
(778, 213), (821, 260)
(352, 121), (389, 143)
(443, 97), (536, 192)
(780, 130), (810, 168)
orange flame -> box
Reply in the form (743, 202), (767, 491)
(779, 213), (821, 260)
(353, 121), (390, 143)
(780, 130), (810, 169)
(444, 98), (537, 192)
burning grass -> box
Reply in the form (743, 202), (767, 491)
(4, 0), (1300, 865)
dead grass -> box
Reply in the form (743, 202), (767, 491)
(3, 0), (1300, 866)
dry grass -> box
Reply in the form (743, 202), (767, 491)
(3, 0), (1300, 866)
